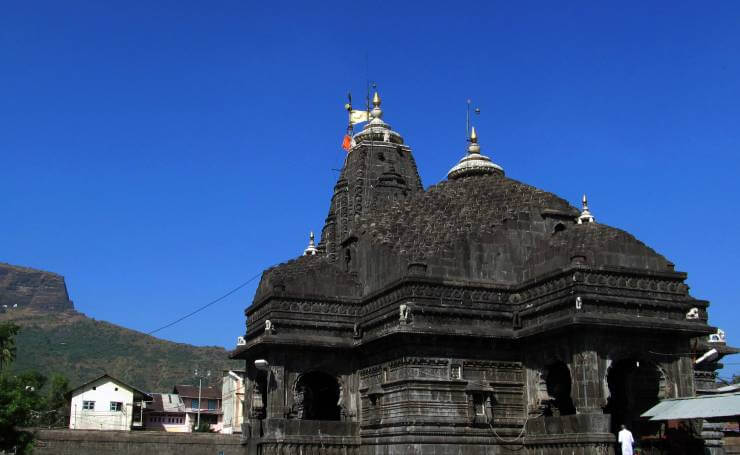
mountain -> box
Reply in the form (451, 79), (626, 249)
(0, 262), (74, 312)
(0, 263), (241, 392)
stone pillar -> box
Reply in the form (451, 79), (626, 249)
(571, 350), (603, 413)
(267, 364), (285, 419)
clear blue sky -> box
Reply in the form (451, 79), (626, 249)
(2, 1), (739, 378)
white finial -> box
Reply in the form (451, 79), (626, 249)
(447, 126), (504, 179)
(577, 194), (595, 224)
(303, 231), (318, 256)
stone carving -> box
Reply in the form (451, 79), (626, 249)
(575, 296), (582, 310)
(264, 319), (274, 334)
(399, 303), (412, 325)
(686, 307), (700, 320)
(250, 382), (265, 419)
(291, 385), (311, 419)
(709, 328), (726, 343)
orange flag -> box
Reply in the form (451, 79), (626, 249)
(341, 134), (352, 151)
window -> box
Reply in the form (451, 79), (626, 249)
(208, 399), (217, 410)
(110, 401), (122, 412)
(82, 401), (95, 410)
(191, 398), (199, 409)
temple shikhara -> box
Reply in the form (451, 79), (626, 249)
(232, 92), (736, 454)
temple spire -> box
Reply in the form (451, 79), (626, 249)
(303, 231), (318, 256)
(577, 194), (595, 224)
(353, 90), (404, 144)
(447, 126), (504, 179)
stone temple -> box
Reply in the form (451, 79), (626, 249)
(232, 93), (735, 454)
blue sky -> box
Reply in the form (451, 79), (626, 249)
(2, 1), (739, 378)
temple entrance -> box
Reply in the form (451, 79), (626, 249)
(294, 371), (341, 421)
(543, 362), (576, 416)
(604, 359), (662, 437)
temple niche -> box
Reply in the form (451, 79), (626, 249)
(232, 92), (734, 455)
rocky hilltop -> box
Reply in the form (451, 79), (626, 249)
(0, 262), (239, 391)
(0, 263), (74, 312)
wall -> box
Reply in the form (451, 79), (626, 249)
(143, 413), (189, 433)
(32, 429), (243, 455)
(69, 378), (135, 430)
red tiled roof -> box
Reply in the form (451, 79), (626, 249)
(173, 384), (220, 400)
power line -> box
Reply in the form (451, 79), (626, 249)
(12, 272), (262, 373)
(144, 272), (262, 337)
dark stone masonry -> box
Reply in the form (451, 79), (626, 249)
(32, 429), (242, 455)
(231, 94), (734, 454)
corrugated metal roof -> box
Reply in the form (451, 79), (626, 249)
(641, 392), (740, 420)
(146, 393), (186, 413)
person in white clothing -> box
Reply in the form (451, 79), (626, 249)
(618, 424), (635, 455)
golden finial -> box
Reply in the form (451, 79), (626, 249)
(372, 91), (381, 107)
(470, 126), (478, 143)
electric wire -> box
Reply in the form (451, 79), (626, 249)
(7, 273), (261, 420)
(12, 272), (262, 373)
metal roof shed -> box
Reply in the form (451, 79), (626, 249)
(641, 392), (740, 421)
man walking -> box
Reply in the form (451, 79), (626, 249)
(618, 424), (635, 455)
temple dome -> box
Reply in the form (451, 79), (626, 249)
(527, 221), (674, 276)
(447, 127), (504, 179)
(357, 172), (672, 285)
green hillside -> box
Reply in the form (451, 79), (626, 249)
(1, 309), (241, 392)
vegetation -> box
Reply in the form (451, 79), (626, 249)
(192, 420), (216, 432)
(0, 322), (70, 454)
(1, 309), (240, 392)
(0, 322), (19, 369)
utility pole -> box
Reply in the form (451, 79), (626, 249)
(194, 368), (211, 430)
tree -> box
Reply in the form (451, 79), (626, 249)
(0, 321), (70, 452)
(0, 322), (20, 370)
(0, 371), (45, 453)
(38, 373), (70, 428)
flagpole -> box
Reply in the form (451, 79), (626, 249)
(466, 99), (471, 143)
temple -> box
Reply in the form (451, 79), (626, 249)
(232, 92), (736, 454)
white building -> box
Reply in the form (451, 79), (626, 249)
(68, 374), (151, 431)
(221, 369), (245, 434)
